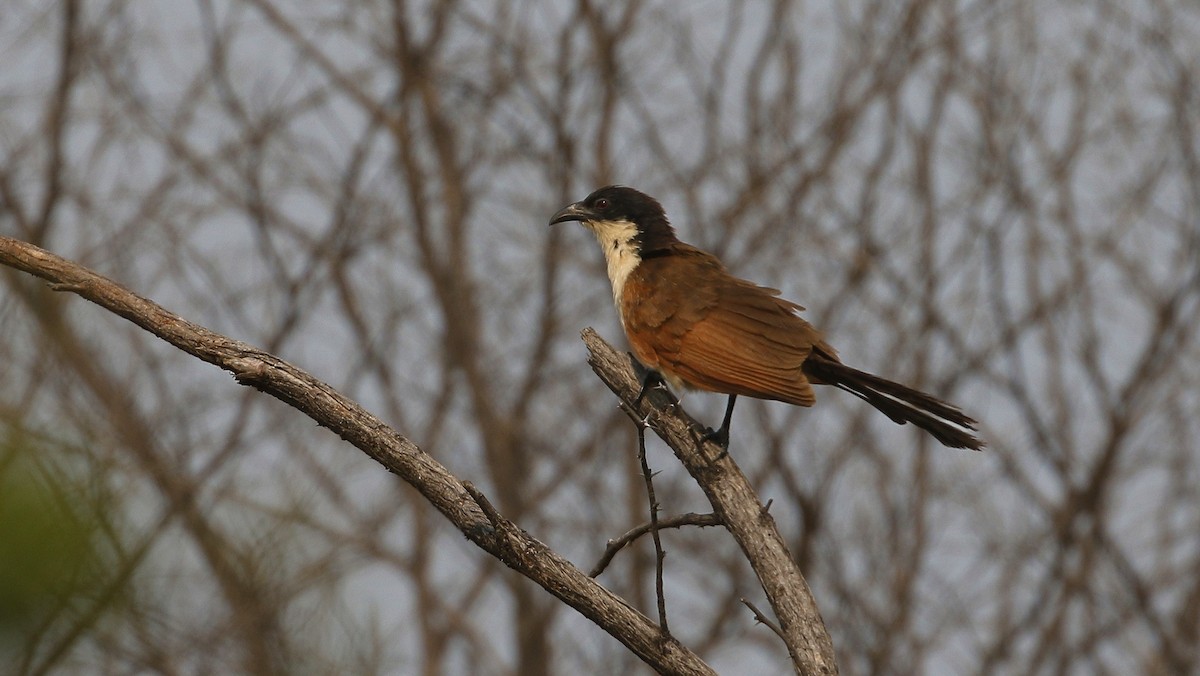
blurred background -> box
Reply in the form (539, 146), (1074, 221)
(1, 1), (1198, 674)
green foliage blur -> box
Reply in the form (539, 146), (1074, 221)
(0, 435), (103, 641)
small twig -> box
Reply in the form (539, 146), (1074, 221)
(635, 420), (671, 638)
(590, 512), (723, 577)
(741, 597), (788, 645)
(463, 481), (503, 528)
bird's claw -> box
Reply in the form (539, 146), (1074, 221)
(697, 426), (730, 462)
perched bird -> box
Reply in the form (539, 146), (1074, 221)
(550, 185), (983, 450)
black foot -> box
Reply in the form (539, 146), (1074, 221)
(695, 394), (737, 461)
(696, 425), (730, 462)
(700, 425), (729, 448)
(633, 366), (675, 408)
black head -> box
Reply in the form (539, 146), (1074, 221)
(549, 185), (677, 252)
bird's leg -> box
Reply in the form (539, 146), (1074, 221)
(633, 369), (670, 408)
(700, 395), (737, 454)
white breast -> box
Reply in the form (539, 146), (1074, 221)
(585, 218), (641, 326)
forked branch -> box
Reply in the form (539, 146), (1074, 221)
(584, 328), (838, 675)
(0, 235), (714, 676)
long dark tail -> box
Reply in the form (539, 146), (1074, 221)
(803, 357), (984, 450)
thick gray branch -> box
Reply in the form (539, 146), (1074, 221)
(583, 328), (838, 676)
(0, 235), (715, 676)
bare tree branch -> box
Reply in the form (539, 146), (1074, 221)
(583, 328), (838, 675)
(590, 512), (723, 578)
(0, 234), (717, 676)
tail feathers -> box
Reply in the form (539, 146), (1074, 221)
(803, 358), (984, 451)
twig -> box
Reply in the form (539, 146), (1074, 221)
(590, 512), (724, 578)
(463, 481), (503, 527)
(740, 598), (788, 645)
(741, 597), (805, 672)
(634, 418), (671, 638)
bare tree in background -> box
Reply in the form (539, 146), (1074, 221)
(1, 1), (1198, 674)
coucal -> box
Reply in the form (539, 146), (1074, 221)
(551, 185), (984, 451)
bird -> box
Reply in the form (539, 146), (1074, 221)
(550, 185), (984, 451)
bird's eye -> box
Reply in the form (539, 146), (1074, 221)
(594, 198), (609, 210)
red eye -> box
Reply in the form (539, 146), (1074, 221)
(594, 198), (609, 210)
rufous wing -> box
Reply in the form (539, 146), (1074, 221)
(669, 279), (821, 406)
(622, 246), (828, 406)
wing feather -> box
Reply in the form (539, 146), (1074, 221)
(621, 244), (833, 407)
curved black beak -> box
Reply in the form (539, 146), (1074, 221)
(549, 201), (594, 226)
